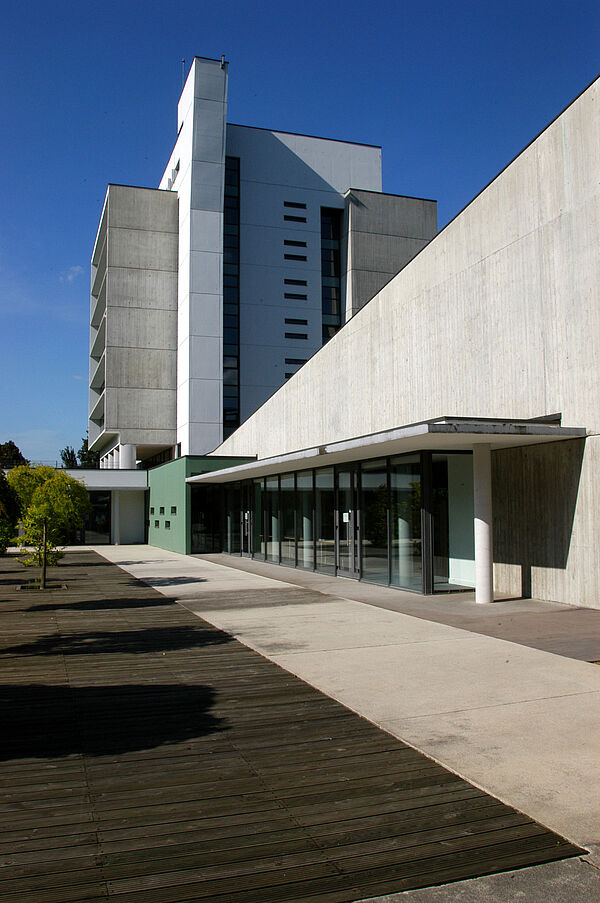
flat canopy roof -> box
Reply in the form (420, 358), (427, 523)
(188, 417), (586, 485)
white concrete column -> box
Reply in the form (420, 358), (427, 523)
(111, 490), (120, 545)
(119, 444), (136, 469)
(473, 443), (494, 604)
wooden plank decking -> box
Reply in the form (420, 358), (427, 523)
(0, 550), (582, 902)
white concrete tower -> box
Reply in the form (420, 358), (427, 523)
(159, 57), (228, 455)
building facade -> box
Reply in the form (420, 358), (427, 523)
(89, 57), (436, 467)
(85, 58), (600, 612)
(187, 75), (599, 610)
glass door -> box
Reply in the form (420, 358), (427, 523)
(240, 483), (252, 556)
(336, 466), (360, 578)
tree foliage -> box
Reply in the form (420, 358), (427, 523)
(77, 434), (100, 469)
(8, 465), (57, 515)
(0, 472), (19, 554)
(0, 441), (29, 468)
(60, 445), (78, 468)
(7, 466), (91, 584)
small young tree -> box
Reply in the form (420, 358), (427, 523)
(60, 445), (78, 468)
(8, 466), (90, 588)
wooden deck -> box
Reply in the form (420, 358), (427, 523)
(0, 550), (582, 903)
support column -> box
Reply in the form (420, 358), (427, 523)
(111, 490), (120, 545)
(473, 443), (493, 604)
(119, 444), (136, 469)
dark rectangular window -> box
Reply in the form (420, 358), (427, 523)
(159, 507), (165, 515)
(154, 520), (159, 528)
(284, 293), (307, 300)
(284, 279), (307, 286)
(165, 521), (171, 530)
(223, 156), (240, 439)
(285, 332), (308, 340)
(150, 507), (154, 514)
(285, 372), (294, 379)
(284, 254), (307, 261)
(284, 240), (307, 248)
(321, 208), (342, 345)
(170, 506), (177, 515)
(285, 318), (308, 325)
(285, 358), (307, 365)
(284, 215), (307, 223)
(284, 201), (306, 209)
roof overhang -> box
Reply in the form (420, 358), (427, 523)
(187, 417), (587, 485)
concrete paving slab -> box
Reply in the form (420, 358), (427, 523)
(94, 546), (600, 850)
(358, 856), (600, 902)
(204, 553), (600, 662)
(379, 692), (600, 848)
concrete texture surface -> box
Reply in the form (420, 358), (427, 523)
(204, 552), (600, 662)
(96, 545), (600, 854)
(359, 856), (600, 901)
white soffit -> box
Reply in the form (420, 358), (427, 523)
(187, 417), (587, 485)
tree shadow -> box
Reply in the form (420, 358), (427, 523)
(0, 683), (225, 759)
(141, 576), (208, 586)
(26, 596), (176, 612)
(1, 625), (233, 657)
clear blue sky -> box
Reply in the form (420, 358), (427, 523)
(1, 0), (598, 463)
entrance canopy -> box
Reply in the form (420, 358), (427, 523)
(187, 416), (586, 486)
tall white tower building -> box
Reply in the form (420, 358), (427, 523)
(89, 57), (437, 468)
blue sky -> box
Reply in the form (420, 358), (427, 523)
(1, 0), (598, 463)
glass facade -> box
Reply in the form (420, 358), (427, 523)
(361, 459), (389, 585)
(321, 208), (342, 345)
(218, 452), (475, 594)
(390, 454), (422, 591)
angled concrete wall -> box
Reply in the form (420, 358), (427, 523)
(343, 190), (437, 319)
(216, 78), (600, 607)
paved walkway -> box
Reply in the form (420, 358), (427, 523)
(97, 545), (600, 853)
(203, 553), (600, 663)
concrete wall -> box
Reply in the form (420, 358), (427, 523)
(116, 490), (146, 544)
(215, 78), (600, 607)
(89, 185), (178, 455)
(160, 57), (228, 457)
(343, 190), (437, 319)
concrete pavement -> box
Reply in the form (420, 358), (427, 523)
(94, 545), (600, 898)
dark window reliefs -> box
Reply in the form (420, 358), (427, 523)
(321, 208), (342, 345)
(284, 201), (306, 209)
(284, 253), (307, 261)
(285, 332), (308, 340)
(223, 156), (240, 439)
(285, 318), (308, 325)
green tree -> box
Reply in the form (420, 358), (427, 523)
(8, 465), (56, 515)
(0, 441), (29, 468)
(77, 434), (100, 469)
(8, 466), (90, 588)
(0, 471), (19, 554)
(60, 445), (78, 468)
